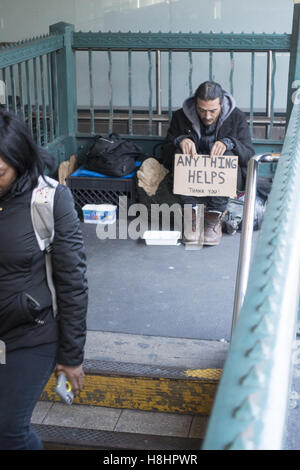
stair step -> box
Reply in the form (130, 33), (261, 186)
(35, 333), (225, 450)
(33, 423), (203, 450)
(41, 332), (228, 415)
(31, 402), (208, 450)
(41, 358), (222, 415)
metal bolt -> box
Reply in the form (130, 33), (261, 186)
(232, 395), (260, 421)
(259, 278), (281, 294)
(239, 365), (266, 387)
(251, 315), (275, 335)
(245, 339), (271, 359)
(224, 432), (254, 450)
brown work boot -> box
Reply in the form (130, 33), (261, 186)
(204, 211), (223, 246)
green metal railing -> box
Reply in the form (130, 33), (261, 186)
(202, 4), (300, 450)
(0, 33), (64, 145)
(202, 92), (300, 450)
(0, 21), (294, 166)
(0, 23), (77, 164)
(73, 30), (290, 141)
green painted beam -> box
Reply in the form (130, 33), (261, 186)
(203, 97), (300, 451)
(73, 31), (291, 52)
(44, 135), (77, 169)
(0, 35), (63, 68)
(49, 22), (77, 139)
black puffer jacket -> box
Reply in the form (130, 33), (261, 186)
(0, 174), (88, 366)
(162, 91), (255, 190)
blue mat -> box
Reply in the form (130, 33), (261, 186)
(71, 162), (141, 179)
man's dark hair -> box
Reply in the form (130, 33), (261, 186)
(195, 81), (224, 104)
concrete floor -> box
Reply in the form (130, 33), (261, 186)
(81, 221), (247, 342)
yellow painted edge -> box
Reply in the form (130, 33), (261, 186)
(41, 371), (221, 415)
(184, 368), (223, 379)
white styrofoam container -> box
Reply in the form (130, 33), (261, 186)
(82, 204), (117, 224)
(142, 230), (181, 245)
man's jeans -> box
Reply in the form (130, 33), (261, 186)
(0, 342), (57, 450)
(180, 194), (229, 212)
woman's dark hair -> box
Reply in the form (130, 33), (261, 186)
(195, 81), (224, 104)
(0, 109), (54, 188)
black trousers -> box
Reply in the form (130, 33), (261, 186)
(0, 342), (57, 450)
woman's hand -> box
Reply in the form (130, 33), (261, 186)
(55, 363), (85, 396)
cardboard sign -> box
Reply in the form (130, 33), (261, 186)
(173, 154), (238, 198)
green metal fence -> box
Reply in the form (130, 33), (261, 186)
(201, 4), (300, 449)
(202, 89), (300, 450)
(0, 21), (295, 166)
(0, 23), (77, 165)
(73, 30), (290, 141)
(0, 33), (63, 145)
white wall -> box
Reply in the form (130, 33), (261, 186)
(0, 0), (293, 39)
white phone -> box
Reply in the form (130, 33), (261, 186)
(55, 373), (74, 405)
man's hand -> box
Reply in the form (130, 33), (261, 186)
(179, 138), (197, 157)
(210, 140), (227, 156)
(55, 364), (85, 397)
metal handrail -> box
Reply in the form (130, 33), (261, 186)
(202, 96), (300, 450)
(231, 153), (280, 336)
(71, 29), (290, 139)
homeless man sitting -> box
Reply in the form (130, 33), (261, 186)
(162, 80), (255, 246)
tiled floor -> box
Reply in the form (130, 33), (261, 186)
(31, 401), (209, 439)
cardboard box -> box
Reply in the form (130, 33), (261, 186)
(142, 230), (181, 245)
(173, 153), (238, 198)
(82, 204), (117, 224)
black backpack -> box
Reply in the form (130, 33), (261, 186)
(85, 134), (146, 177)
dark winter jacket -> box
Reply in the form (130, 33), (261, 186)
(162, 91), (255, 191)
(0, 173), (88, 366)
